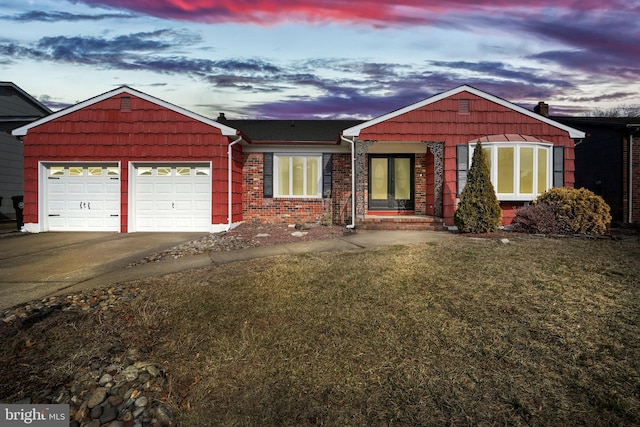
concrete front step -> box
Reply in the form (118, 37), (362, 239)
(357, 216), (447, 231)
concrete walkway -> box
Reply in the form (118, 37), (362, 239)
(0, 229), (454, 310)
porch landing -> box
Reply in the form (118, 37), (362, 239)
(357, 215), (447, 231)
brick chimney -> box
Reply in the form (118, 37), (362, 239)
(534, 101), (549, 117)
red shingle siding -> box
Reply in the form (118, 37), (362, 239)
(242, 153), (352, 225)
(357, 92), (576, 226)
(22, 93), (236, 231)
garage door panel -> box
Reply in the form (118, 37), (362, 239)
(194, 183), (210, 193)
(45, 164), (120, 232)
(175, 183), (193, 193)
(133, 164), (211, 232)
(155, 183), (173, 193)
(194, 200), (210, 210)
(67, 183), (85, 194)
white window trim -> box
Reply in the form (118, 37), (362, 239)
(273, 154), (322, 198)
(470, 142), (553, 201)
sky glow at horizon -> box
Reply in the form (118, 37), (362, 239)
(0, 0), (638, 119)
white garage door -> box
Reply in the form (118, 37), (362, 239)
(132, 164), (211, 232)
(46, 164), (120, 231)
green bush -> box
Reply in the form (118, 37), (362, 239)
(531, 187), (611, 235)
(454, 142), (502, 233)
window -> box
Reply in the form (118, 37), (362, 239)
(137, 167), (152, 176)
(157, 166), (171, 176)
(471, 143), (551, 201)
(176, 167), (191, 176)
(88, 166), (103, 176)
(107, 167), (119, 176)
(195, 166), (210, 176)
(274, 155), (321, 197)
(50, 166), (64, 176)
(69, 166), (83, 176)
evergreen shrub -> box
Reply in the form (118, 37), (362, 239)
(536, 187), (611, 235)
(512, 187), (612, 235)
(453, 142), (502, 233)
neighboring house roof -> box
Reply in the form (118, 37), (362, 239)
(11, 86), (238, 137)
(343, 84), (586, 139)
(0, 82), (52, 125)
(222, 119), (364, 144)
(555, 116), (640, 130)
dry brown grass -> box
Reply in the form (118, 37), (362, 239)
(1, 236), (639, 426)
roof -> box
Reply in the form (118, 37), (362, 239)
(554, 116), (640, 130)
(222, 119), (364, 144)
(472, 134), (551, 143)
(0, 82), (52, 121)
(11, 86), (238, 137)
(343, 85), (586, 139)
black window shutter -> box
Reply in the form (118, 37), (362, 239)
(553, 146), (564, 187)
(456, 145), (469, 196)
(322, 153), (332, 197)
(263, 153), (273, 198)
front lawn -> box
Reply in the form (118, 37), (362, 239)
(2, 236), (639, 425)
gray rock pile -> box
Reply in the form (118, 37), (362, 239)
(2, 287), (175, 427)
(26, 359), (173, 427)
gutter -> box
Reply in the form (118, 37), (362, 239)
(340, 135), (356, 229)
(226, 134), (244, 232)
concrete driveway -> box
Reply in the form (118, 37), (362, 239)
(0, 229), (455, 311)
(0, 232), (206, 310)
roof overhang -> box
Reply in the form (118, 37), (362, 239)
(0, 81), (52, 116)
(11, 86), (238, 137)
(342, 85), (586, 139)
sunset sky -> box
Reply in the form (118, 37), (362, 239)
(1, 0), (638, 119)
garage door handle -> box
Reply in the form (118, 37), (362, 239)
(49, 214), (60, 217)
(48, 177), (60, 180)
(88, 202), (91, 210)
(110, 214), (119, 217)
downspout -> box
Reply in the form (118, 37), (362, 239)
(340, 135), (356, 229)
(226, 134), (243, 232)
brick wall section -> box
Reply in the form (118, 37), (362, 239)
(622, 134), (640, 223)
(415, 153), (427, 215)
(242, 152), (352, 225)
(424, 153), (435, 216)
(330, 153), (352, 225)
(634, 136), (640, 223)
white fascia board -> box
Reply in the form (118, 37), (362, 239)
(342, 85), (586, 139)
(12, 86), (238, 137)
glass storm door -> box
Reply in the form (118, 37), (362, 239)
(368, 155), (415, 210)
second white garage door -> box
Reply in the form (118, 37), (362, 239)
(132, 164), (212, 232)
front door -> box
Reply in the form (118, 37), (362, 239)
(368, 155), (415, 211)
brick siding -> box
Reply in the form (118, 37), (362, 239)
(242, 153), (353, 225)
(622, 134), (640, 223)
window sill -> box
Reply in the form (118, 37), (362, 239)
(274, 196), (322, 200)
